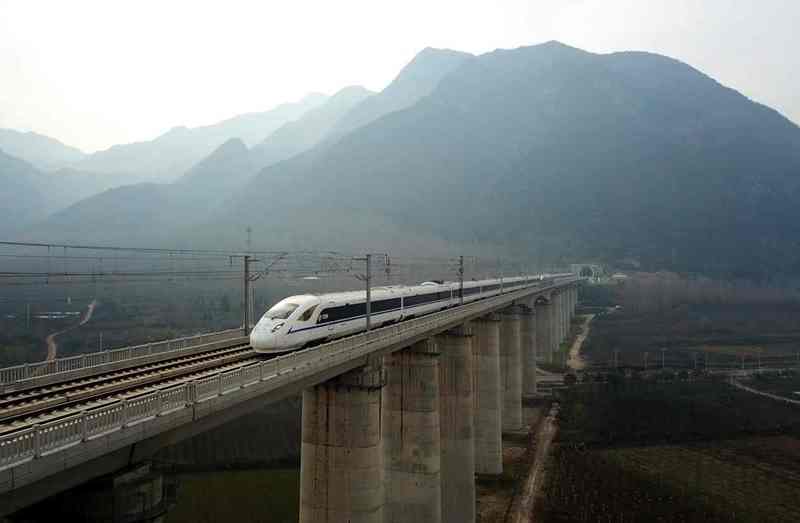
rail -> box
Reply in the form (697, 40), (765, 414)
(0, 328), (245, 393)
(0, 279), (578, 473)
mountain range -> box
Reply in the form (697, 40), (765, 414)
(72, 93), (329, 182)
(7, 41), (800, 278)
(19, 47), (471, 248)
(218, 42), (800, 277)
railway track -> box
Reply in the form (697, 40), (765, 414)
(0, 345), (262, 433)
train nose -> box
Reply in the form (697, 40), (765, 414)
(250, 328), (274, 351)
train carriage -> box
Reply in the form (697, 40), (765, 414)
(250, 274), (554, 353)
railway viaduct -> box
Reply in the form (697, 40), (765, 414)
(0, 277), (580, 522)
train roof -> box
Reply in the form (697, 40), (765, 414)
(276, 275), (544, 305)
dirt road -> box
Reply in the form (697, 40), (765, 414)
(45, 299), (97, 360)
(508, 403), (559, 523)
(567, 314), (595, 371)
(732, 378), (800, 406)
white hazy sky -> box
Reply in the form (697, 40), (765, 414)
(0, 0), (797, 152)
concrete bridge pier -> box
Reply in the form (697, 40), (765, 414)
(535, 298), (552, 363)
(500, 307), (523, 431)
(472, 313), (503, 474)
(549, 293), (560, 362)
(520, 302), (537, 397)
(382, 340), (442, 523)
(565, 287), (571, 324)
(559, 291), (567, 343)
(436, 324), (475, 523)
(299, 362), (385, 523)
(571, 286), (578, 317)
(566, 287), (573, 330)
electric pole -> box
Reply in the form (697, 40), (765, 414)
(661, 348), (667, 370)
(644, 351), (649, 371)
(366, 254), (372, 331)
(498, 258), (503, 292)
(353, 254), (375, 331)
(243, 255), (258, 335)
(458, 255), (464, 305)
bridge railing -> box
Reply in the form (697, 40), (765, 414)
(0, 328), (245, 392)
(0, 279), (579, 473)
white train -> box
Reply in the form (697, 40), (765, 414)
(250, 274), (563, 354)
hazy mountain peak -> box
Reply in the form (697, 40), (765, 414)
(214, 137), (248, 155)
(388, 47), (473, 91)
(536, 40), (582, 50)
(0, 128), (86, 171)
(328, 48), (472, 139)
(0, 147), (46, 236)
(249, 85), (373, 169)
(331, 85), (373, 100)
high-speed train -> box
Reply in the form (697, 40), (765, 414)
(250, 274), (566, 354)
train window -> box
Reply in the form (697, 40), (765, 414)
(265, 302), (299, 320)
(298, 304), (318, 322)
(373, 298), (401, 313)
(405, 292), (443, 307)
(318, 303), (367, 323)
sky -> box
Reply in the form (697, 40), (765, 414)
(0, 0), (797, 152)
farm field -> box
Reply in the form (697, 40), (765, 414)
(537, 380), (800, 522)
(537, 436), (800, 522)
(600, 437), (800, 522)
(582, 301), (800, 370)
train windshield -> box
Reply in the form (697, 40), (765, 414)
(264, 302), (300, 320)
